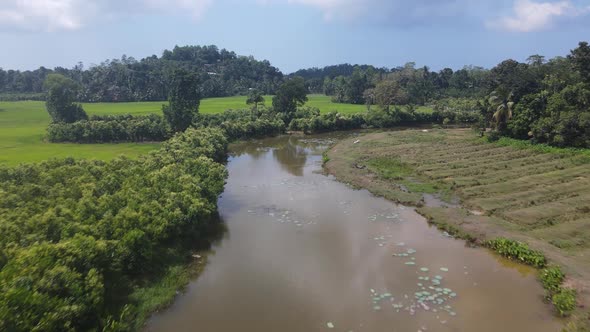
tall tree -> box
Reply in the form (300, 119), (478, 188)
(43, 74), (87, 123)
(374, 80), (408, 113)
(272, 77), (308, 122)
(246, 89), (265, 108)
(163, 69), (201, 132)
(569, 41), (590, 84)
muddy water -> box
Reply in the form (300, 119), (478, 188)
(146, 134), (561, 332)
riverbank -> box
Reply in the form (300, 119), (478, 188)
(324, 128), (590, 330)
(146, 133), (561, 332)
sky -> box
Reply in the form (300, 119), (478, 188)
(0, 0), (589, 73)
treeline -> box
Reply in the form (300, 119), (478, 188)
(47, 114), (170, 143)
(294, 42), (590, 148)
(0, 127), (229, 331)
(48, 105), (480, 144)
(293, 63), (490, 104)
(0, 45), (283, 102)
(500, 43), (590, 148)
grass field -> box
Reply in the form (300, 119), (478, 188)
(0, 95), (432, 165)
(0, 101), (160, 166)
(326, 129), (590, 313)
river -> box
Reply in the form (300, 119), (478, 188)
(146, 134), (561, 332)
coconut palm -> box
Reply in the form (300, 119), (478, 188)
(488, 89), (514, 132)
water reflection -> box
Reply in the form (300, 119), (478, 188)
(272, 136), (308, 176)
(146, 134), (561, 332)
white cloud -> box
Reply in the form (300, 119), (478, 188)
(487, 0), (589, 32)
(0, 0), (212, 31)
(0, 0), (94, 31)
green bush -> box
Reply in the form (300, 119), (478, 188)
(47, 114), (171, 143)
(486, 238), (546, 268)
(539, 266), (565, 294)
(552, 288), (577, 317)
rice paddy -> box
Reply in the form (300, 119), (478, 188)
(0, 95), (405, 165)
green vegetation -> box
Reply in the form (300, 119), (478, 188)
(162, 69), (201, 133)
(553, 288), (577, 317)
(0, 128), (228, 331)
(246, 89), (265, 108)
(2, 40), (589, 330)
(0, 45), (283, 102)
(127, 255), (209, 331)
(44, 74), (88, 123)
(486, 238), (546, 268)
(47, 114), (170, 143)
(272, 77), (308, 122)
(0, 95), (386, 165)
(540, 266), (566, 294)
(0, 101), (160, 166)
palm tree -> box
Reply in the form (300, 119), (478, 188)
(488, 89), (514, 132)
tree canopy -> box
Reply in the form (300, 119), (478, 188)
(272, 77), (308, 122)
(43, 74), (87, 123)
(163, 69), (201, 132)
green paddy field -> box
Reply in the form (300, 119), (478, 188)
(0, 95), (386, 166)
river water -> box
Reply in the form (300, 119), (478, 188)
(146, 134), (561, 332)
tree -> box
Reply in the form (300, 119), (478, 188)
(526, 54), (546, 66)
(490, 59), (539, 102)
(163, 69), (201, 132)
(488, 88), (514, 132)
(246, 89), (265, 108)
(569, 41), (590, 84)
(272, 77), (308, 122)
(374, 80), (408, 113)
(43, 74), (87, 123)
(363, 88), (375, 111)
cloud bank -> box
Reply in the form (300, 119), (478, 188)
(1, 0), (587, 32)
(486, 0), (590, 32)
(0, 0), (212, 31)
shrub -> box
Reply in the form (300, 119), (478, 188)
(552, 288), (577, 317)
(47, 114), (170, 143)
(486, 238), (546, 268)
(539, 266), (565, 294)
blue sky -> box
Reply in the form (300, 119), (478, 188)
(0, 0), (589, 73)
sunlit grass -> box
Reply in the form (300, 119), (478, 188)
(0, 95), (433, 165)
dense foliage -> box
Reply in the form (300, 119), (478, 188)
(484, 43), (590, 148)
(539, 266), (565, 294)
(44, 74), (88, 123)
(486, 238), (547, 268)
(196, 108), (286, 140)
(272, 77), (309, 122)
(295, 42), (590, 148)
(553, 289), (577, 317)
(162, 69), (202, 132)
(0, 45), (282, 102)
(296, 63), (490, 105)
(0, 128), (228, 331)
(47, 114), (170, 143)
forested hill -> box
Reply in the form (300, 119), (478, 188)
(0, 45), (283, 102)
